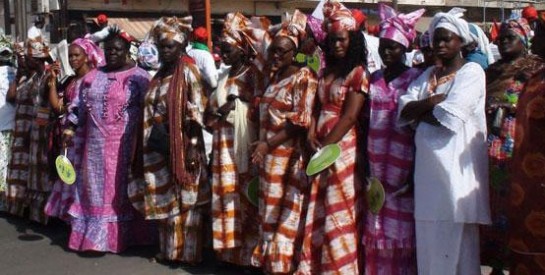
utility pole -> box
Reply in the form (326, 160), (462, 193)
(3, 0), (11, 35)
(60, 0), (68, 40)
(393, 0), (398, 10)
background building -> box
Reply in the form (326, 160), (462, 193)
(1, 0), (545, 41)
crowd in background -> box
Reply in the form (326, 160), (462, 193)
(1, 1), (545, 274)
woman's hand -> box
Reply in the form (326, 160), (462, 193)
(186, 140), (200, 172)
(307, 123), (321, 152)
(217, 100), (235, 116)
(62, 128), (75, 147)
(426, 93), (446, 106)
(48, 62), (60, 86)
(251, 141), (269, 165)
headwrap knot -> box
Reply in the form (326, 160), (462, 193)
(378, 3), (425, 48)
(429, 7), (473, 46)
(322, 0), (356, 33)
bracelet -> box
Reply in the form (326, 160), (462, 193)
(63, 129), (75, 137)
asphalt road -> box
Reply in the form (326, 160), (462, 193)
(0, 213), (259, 275)
(1, 212), (500, 275)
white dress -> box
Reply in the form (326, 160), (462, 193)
(398, 62), (491, 275)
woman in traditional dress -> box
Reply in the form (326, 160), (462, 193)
(6, 36), (53, 224)
(0, 35), (16, 212)
(481, 17), (543, 273)
(296, 1), (369, 274)
(63, 29), (153, 253)
(206, 12), (267, 267)
(364, 4), (424, 275)
(506, 18), (545, 275)
(127, 17), (209, 262)
(44, 38), (104, 221)
(250, 10), (317, 274)
(398, 9), (491, 275)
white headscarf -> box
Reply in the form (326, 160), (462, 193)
(429, 8), (473, 46)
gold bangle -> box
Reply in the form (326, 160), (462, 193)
(63, 129), (75, 137)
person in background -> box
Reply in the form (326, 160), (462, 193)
(398, 8), (491, 274)
(522, 5), (539, 34)
(481, 17), (543, 274)
(44, 38), (104, 221)
(0, 35), (16, 212)
(6, 37), (53, 224)
(89, 14), (111, 44)
(365, 4), (425, 274)
(464, 23), (491, 70)
(414, 31), (435, 69)
(205, 11), (266, 268)
(128, 16), (210, 263)
(353, 8), (383, 73)
(505, 17), (545, 275)
(63, 28), (154, 253)
(187, 27), (218, 93)
(137, 41), (161, 76)
(297, 1), (368, 273)
(251, 11), (316, 275)
(28, 15), (45, 40)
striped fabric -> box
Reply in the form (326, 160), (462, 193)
(128, 61), (210, 262)
(252, 67), (318, 274)
(6, 73), (51, 224)
(210, 66), (263, 266)
(296, 66), (369, 275)
(364, 68), (422, 275)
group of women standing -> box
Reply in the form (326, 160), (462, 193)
(2, 0), (545, 274)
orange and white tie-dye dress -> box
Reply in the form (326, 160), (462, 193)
(296, 66), (369, 275)
(209, 65), (264, 266)
(252, 67), (318, 274)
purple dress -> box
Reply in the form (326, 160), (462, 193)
(66, 66), (153, 253)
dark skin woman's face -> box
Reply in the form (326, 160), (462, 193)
(220, 41), (244, 66)
(158, 38), (183, 65)
(498, 29), (525, 58)
(104, 37), (129, 70)
(68, 44), (88, 71)
(432, 28), (463, 61)
(16, 54), (27, 73)
(379, 38), (407, 67)
(268, 36), (296, 72)
(26, 56), (46, 72)
(328, 29), (350, 59)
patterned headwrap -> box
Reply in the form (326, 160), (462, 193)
(26, 36), (49, 58)
(501, 18), (532, 47)
(71, 37), (105, 67)
(147, 16), (193, 45)
(419, 30), (431, 48)
(222, 12), (271, 58)
(137, 41), (160, 70)
(429, 7), (473, 46)
(323, 0), (356, 33)
(307, 15), (326, 44)
(379, 4), (425, 48)
(276, 10), (308, 48)
(0, 34), (14, 62)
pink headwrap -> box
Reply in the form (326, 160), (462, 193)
(323, 0), (356, 33)
(307, 15), (326, 44)
(71, 38), (105, 67)
(379, 3), (425, 48)
(276, 10), (307, 48)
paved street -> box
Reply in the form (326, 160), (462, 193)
(0, 213), (258, 275)
(1, 212), (501, 275)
